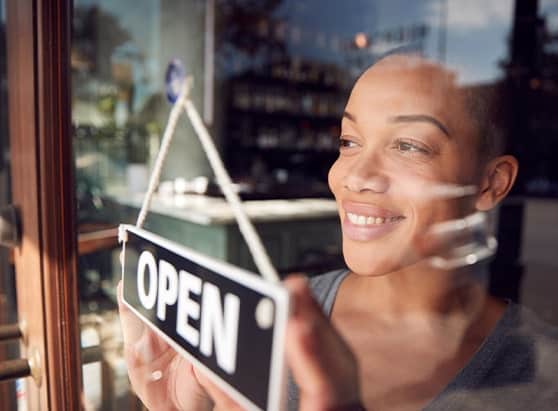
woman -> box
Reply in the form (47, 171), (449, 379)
(118, 54), (558, 410)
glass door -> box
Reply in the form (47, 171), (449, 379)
(72, 1), (212, 408)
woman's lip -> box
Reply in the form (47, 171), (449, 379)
(342, 214), (404, 241)
(340, 200), (405, 242)
(341, 200), (404, 219)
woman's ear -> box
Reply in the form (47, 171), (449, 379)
(475, 155), (518, 211)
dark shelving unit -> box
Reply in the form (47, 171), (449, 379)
(222, 59), (350, 200)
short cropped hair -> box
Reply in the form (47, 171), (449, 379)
(462, 83), (509, 160)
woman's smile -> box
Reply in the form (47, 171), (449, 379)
(341, 200), (406, 242)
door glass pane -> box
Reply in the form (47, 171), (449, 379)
(0, 0), (20, 407)
(72, 1), (209, 408)
(72, 1), (558, 410)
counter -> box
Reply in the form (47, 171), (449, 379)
(111, 193), (343, 275)
(113, 193), (339, 225)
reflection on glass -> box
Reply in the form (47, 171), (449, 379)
(121, 21), (558, 411)
(72, 1), (208, 408)
(70, 1), (558, 410)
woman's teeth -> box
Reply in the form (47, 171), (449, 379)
(346, 212), (403, 226)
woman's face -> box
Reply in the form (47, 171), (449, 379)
(328, 56), (483, 276)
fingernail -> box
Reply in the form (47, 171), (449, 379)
(150, 370), (163, 381)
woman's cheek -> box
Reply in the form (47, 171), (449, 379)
(328, 158), (344, 196)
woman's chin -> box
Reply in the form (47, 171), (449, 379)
(343, 244), (421, 277)
(343, 250), (399, 277)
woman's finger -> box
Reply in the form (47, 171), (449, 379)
(117, 280), (146, 346)
(284, 275), (362, 410)
(194, 368), (244, 411)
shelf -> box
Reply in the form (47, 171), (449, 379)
(228, 145), (339, 154)
(230, 73), (344, 93)
(229, 107), (342, 123)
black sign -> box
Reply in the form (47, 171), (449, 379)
(119, 225), (289, 411)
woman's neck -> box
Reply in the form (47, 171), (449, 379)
(343, 263), (496, 332)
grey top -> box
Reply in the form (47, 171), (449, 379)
(287, 269), (558, 410)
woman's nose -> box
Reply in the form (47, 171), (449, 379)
(342, 156), (389, 193)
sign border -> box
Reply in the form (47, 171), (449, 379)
(119, 224), (289, 411)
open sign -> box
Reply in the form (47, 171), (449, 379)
(119, 225), (290, 411)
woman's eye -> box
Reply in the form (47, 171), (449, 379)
(339, 138), (358, 149)
(394, 139), (431, 155)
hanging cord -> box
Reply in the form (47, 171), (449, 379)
(135, 78), (279, 283)
(136, 77), (193, 229)
(182, 99), (279, 283)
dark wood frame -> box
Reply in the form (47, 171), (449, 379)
(6, 0), (82, 409)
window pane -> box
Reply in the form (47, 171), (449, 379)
(72, 1), (558, 409)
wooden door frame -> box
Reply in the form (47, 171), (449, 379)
(6, 0), (82, 409)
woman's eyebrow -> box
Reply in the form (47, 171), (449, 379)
(343, 111), (357, 122)
(389, 114), (451, 137)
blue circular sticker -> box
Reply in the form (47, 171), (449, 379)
(165, 59), (186, 103)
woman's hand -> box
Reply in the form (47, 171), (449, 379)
(190, 275), (363, 411)
(285, 275), (362, 411)
(117, 281), (213, 411)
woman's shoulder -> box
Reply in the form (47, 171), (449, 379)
(507, 303), (558, 369)
(423, 303), (558, 411)
(502, 303), (558, 355)
(307, 269), (350, 316)
(462, 302), (558, 409)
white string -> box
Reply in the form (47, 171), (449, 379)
(135, 78), (279, 283)
(183, 99), (279, 283)
(135, 78), (192, 229)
